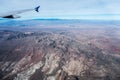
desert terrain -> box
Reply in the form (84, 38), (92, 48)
(0, 19), (120, 80)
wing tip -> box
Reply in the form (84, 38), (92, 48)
(35, 6), (40, 12)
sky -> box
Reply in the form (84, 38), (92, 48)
(0, 0), (120, 20)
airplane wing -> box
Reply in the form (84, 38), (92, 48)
(0, 6), (40, 19)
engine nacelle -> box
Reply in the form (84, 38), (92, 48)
(3, 15), (20, 19)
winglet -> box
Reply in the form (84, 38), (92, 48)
(35, 6), (40, 12)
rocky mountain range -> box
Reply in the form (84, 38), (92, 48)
(0, 27), (120, 80)
(0, 19), (120, 80)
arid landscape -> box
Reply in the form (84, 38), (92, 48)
(0, 19), (120, 80)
